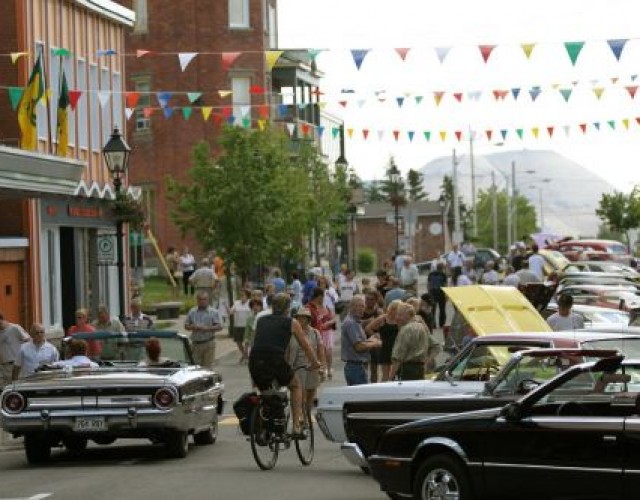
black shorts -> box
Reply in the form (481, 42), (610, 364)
(248, 352), (294, 391)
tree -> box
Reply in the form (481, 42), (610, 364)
(406, 168), (427, 201)
(365, 180), (386, 202)
(379, 157), (406, 207)
(596, 188), (640, 247)
(167, 126), (348, 282)
(439, 175), (471, 241)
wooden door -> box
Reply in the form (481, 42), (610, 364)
(0, 262), (21, 323)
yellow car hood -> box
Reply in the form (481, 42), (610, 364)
(443, 285), (551, 335)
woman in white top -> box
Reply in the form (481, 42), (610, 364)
(179, 247), (196, 296)
(317, 275), (338, 313)
(230, 289), (252, 363)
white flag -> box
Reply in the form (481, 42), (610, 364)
(98, 91), (111, 108)
(178, 52), (198, 72)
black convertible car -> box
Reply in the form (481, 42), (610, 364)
(369, 355), (640, 500)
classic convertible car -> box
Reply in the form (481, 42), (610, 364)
(369, 355), (640, 500)
(1, 331), (224, 464)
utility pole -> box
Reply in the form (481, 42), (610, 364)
(470, 131), (477, 239)
(491, 171), (498, 250)
(452, 149), (461, 244)
(506, 170), (512, 251)
(511, 160), (517, 245)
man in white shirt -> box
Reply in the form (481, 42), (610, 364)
(528, 244), (546, 281)
(400, 257), (419, 294)
(547, 294), (585, 331)
(480, 261), (500, 285)
(445, 244), (465, 272)
(13, 323), (59, 379)
(0, 313), (29, 387)
(54, 339), (99, 368)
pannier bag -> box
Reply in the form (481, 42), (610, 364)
(233, 392), (259, 435)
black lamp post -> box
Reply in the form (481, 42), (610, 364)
(438, 194), (447, 255)
(335, 124), (349, 269)
(103, 126), (131, 319)
(388, 163), (403, 256)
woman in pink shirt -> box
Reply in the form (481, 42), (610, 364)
(67, 308), (100, 357)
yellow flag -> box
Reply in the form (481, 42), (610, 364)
(265, 50), (284, 71)
(56, 71), (70, 157)
(17, 55), (44, 150)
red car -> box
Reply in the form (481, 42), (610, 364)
(547, 239), (631, 264)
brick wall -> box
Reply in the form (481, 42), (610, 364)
(0, 1), (21, 147)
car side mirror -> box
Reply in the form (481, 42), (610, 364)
(500, 402), (523, 421)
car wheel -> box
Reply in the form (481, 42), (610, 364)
(165, 430), (189, 458)
(24, 433), (52, 464)
(193, 417), (218, 445)
(93, 436), (117, 446)
(63, 436), (88, 454)
(414, 454), (471, 500)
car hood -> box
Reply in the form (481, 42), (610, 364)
(443, 285), (551, 335)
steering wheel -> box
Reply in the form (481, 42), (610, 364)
(556, 401), (592, 416)
(516, 378), (541, 395)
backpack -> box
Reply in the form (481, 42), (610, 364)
(233, 391), (259, 435)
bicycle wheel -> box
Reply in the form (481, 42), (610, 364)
(294, 407), (314, 466)
(250, 404), (279, 470)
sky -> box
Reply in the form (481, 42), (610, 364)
(277, 0), (640, 193)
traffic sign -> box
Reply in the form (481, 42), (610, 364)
(97, 235), (115, 263)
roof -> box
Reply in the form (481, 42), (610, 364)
(360, 200), (442, 219)
(75, 0), (135, 26)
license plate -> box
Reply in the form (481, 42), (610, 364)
(73, 417), (106, 432)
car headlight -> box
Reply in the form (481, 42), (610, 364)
(153, 387), (178, 410)
(3, 392), (26, 414)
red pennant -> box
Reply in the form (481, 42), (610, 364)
(579, 123), (587, 133)
(392, 130), (400, 141)
(453, 92), (463, 102)
(485, 130), (493, 141)
(455, 131), (462, 141)
(636, 117), (640, 126)
(258, 104), (269, 118)
(301, 123), (310, 136)
(395, 48), (410, 61)
(222, 106), (232, 118)
(250, 85), (266, 95)
(213, 114), (224, 125)
(125, 92), (140, 108)
(547, 126), (554, 137)
(479, 45), (496, 63)
(626, 86), (638, 98)
(338, 100), (348, 108)
(142, 107), (154, 118)
(68, 90), (82, 111)
(362, 129), (369, 140)
(221, 52), (241, 72)
(611, 77), (619, 84)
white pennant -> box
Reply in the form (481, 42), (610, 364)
(125, 108), (135, 120)
(377, 130), (384, 141)
(357, 99), (366, 108)
(98, 91), (111, 108)
(563, 125), (571, 136)
(286, 123), (295, 137)
(178, 52), (198, 72)
(240, 105), (251, 117)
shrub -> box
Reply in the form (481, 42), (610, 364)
(357, 248), (376, 273)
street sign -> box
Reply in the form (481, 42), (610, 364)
(97, 234), (116, 264)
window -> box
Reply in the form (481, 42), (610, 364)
(268, 3), (277, 48)
(232, 77), (251, 125)
(35, 42), (47, 141)
(133, 77), (152, 133)
(112, 73), (123, 133)
(63, 56), (76, 149)
(48, 48), (61, 145)
(89, 64), (99, 150)
(133, 0), (148, 34)
(101, 68), (112, 145)
(229, 0), (249, 28)
(77, 59), (88, 148)
(141, 185), (156, 232)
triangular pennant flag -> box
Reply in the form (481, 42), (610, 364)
(125, 92), (140, 108)
(351, 49), (369, 70)
(98, 91), (110, 108)
(632, 75), (639, 82)
(10, 52), (28, 64)
(307, 49), (323, 60)
(212, 113), (224, 125)
(265, 50), (284, 71)
(240, 105), (251, 118)
(485, 130), (493, 141)
(564, 41), (585, 66)
(611, 77), (619, 84)
(439, 131), (447, 142)
(593, 87), (605, 100)
(240, 117), (249, 128)
(182, 107), (193, 120)
(454, 131), (463, 142)
(395, 48), (410, 61)
(178, 52), (198, 72)
(187, 92), (202, 104)
(453, 92), (463, 102)
(478, 45), (496, 63)
(392, 130), (400, 141)
(357, 99), (366, 108)
(136, 49), (151, 58)
(317, 126), (325, 137)
(423, 131), (431, 142)
(201, 106), (213, 121)
(396, 97), (405, 108)
(258, 104), (269, 118)
(531, 127), (539, 139)
(257, 119), (267, 130)
(593, 121), (601, 130)
(377, 130), (384, 141)
(97, 49), (117, 56)
(51, 48), (71, 57)
(301, 123), (311, 136)
(68, 90), (82, 111)
(579, 123), (587, 133)
(500, 129), (508, 141)
(547, 126), (554, 137)
(278, 104), (288, 117)
(414, 95), (423, 105)
(362, 129), (369, 140)
(636, 117), (640, 126)
(625, 86), (638, 98)
(551, 83), (560, 90)
(607, 120), (616, 130)
(227, 116), (236, 125)
(623, 118), (630, 130)
(338, 100), (348, 108)
(142, 107), (154, 119)
(468, 91), (482, 101)
(218, 90), (233, 98)
(347, 128), (354, 139)
(529, 86), (542, 101)
(516, 128), (524, 139)
(521, 43), (536, 59)
(221, 106), (232, 118)
(433, 91), (444, 106)
(286, 123), (295, 137)
(221, 52), (241, 72)
(559, 88), (573, 102)
(125, 108), (135, 120)
(156, 92), (172, 108)
(511, 88), (521, 100)
(8, 87), (24, 110)
(434, 47), (451, 64)
(563, 125), (570, 136)
(331, 127), (339, 139)
(163, 107), (174, 119)
(607, 39), (628, 61)
(407, 131), (415, 142)
(250, 85), (266, 94)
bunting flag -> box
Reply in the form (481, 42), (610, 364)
(143, 108), (154, 119)
(265, 50), (284, 71)
(529, 87), (542, 101)
(454, 130), (463, 141)
(68, 90), (82, 111)
(10, 52), (29, 64)
(579, 123), (587, 133)
(96, 49), (117, 56)
(182, 107), (192, 120)
(563, 125), (570, 136)
(257, 104), (269, 118)
(218, 90), (232, 98)
(317, 125), (325, 137)
(516, 128), (524, 139)
(331, 127), (339, 139)
(559, 88), (572, 102)
(593, 87), (605, 99)
(511, 88), (521, 100)
(607, 120), (616, 130)
(351, 49), (369, 70)
(626, 86), (638, 98)
(414, 95), (423, 105)
(156, 92), (172, 108)
(239, 105), (251, 118)
(178, 52), (198, 72)
(187, 92), (202, 103)
(607, 39), (628, 61)
(286, 123), (295, 137)
(623, 118), (630, 130)
(439, 131), (447, 142)
(125, 108), (135, 120)
(423, 131), (431, 142)
(392, 130), (400, 141)
(479, 45), (496, 63)
(347, 128), (354, 138)
(97, 91), (110, 108)
(453, 92), (463, 102)
(500, 129), (508, 141)
(362, 129), (369, 140)
(7, 87), (23, 110)
(221, 52), (241, 72)
(532, 127), (540, 138)
(433, 91), (444, 106)
(564, 41), (585, 65)
(395, 48), (410, 61)
(307, 49), (323, 60)
(435, 47), (451, 64)
(51, 48), (71, 57)
(521, 43), (536, 59)
(396, 97), (404, 108)
(593, 121), (601, 130)
(257, 119), (267, 130)
(125, 91), (140, 108)
(486, 130), (493, 141)
(162, 107), (174, 119)
(136, 49), (152, 58)
(17, 55), (44, 150)
(56, 70), (69, 157)
(377, 130), (384, 141)
(547, 126), (554, 137)
(201, 106), (213, 121)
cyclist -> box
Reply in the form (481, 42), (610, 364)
(249, 293), (322, 437)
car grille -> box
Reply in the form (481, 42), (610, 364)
(23, 388), (156, 410)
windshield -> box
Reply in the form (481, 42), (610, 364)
(580, 338), (640, 358)
(62, 332), (192, 366)
(587, 310), (629, 324)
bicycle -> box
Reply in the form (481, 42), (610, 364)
(248, 382), (314, 470)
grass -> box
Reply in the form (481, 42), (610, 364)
(140, 276), (195, 315)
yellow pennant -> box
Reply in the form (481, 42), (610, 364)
(521, 43), (536, 59)
(593, 87), (605, 100)
(439, 130), (447, 142)
(11, 52), (29, 64)
(201, 106), (213, 121)
(218, 90), (232, 98)
(531, 127), (539, 138)
(622, 118), (630, 130)
(347, 128), (354, 138)
(265, 50), (284, 71)
(257, 119), (267, 131)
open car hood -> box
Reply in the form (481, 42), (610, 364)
(443, 285), (551, 335)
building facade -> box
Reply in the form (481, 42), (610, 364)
(0, 0), (134, 332)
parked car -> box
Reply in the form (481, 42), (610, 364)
(547, 238), (632, 265)
(1, 331), (224, 464)
(538, 248), (571, 276)
(565, 261), (640, 281)
(368, 354), (640, 500)
(544, 303), (630, 325)
(558, 284), (640, 311)
(559, 271), (639, 288)
(316, 286), (551, 444)
(342, 346), (631, 464)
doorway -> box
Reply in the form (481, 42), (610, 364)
(0, 262), (21, 323)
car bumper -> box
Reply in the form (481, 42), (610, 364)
(368, 454), (413, 496)
(341, 441), (368, 468)
(315, 409), (346, 442)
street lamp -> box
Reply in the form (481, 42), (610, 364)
(348, 186), (365, 272)
(388, 163), (403, 256)
(103, 126), (131, 319)
(438, 194), (449, 254)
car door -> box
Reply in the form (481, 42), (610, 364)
(483, 408), (624, 499)
(623, 412), (640, 499)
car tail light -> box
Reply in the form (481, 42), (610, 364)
(153, 387), (177, 410)
(3, 392), (26, 414)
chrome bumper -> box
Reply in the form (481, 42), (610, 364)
(341, 441), (368, 468)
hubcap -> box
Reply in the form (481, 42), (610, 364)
(423, 468), (460, 500)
